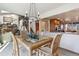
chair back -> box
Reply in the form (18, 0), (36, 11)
(12, 32), (19, 56)
(20, 26), (29, 40)
(51, 34), (62, 55)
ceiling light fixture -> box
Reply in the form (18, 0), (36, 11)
(29, 3), (39, 21)
(25, 3), (40, 21)
(23, 3), (40, 33)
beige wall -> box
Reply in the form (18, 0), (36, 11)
(39, 20), (50, 32)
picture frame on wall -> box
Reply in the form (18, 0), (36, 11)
(3, 16), (13, 23)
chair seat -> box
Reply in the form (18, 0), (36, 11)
(39, 47), (52, 55)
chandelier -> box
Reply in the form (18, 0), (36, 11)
(29, 3), (39, 21)
(24, 3), (39, 33)
(25, 3), (39, 21)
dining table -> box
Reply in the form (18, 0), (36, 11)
(14, 35), (53, 56)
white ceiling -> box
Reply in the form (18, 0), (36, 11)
(0, 3), (65, 16)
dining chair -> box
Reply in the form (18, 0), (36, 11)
(31, 37), (53, 56)
(12, 34), (20, 56)
(38, 34), (62, 56)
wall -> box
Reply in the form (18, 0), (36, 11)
(39, 20), (46, 32)
(0, 15), (3, 24)
(11, 14), (19, 26)
(39, 20), (50, 32)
